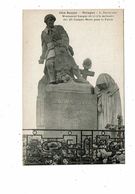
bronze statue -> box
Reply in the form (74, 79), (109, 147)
(39, 14), (87, 84)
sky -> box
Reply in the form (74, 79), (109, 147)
(23, 9), (124, 128)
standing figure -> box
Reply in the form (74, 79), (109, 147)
(39, 14), (86, 84)
(95, 73), (122, 131)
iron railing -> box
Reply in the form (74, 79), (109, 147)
(23, 129), (125, 165)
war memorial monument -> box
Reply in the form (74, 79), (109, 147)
(23, 13), (125, 165)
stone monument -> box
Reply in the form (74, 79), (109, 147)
(36, 78), (97, 129)
(36, 14), (97, 130)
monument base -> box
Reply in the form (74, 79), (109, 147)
(36, 77), (97, 130)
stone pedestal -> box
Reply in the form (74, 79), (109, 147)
(36, 76), (97, 130)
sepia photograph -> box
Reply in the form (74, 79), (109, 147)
(23, 9), (124, 165)
(2, 0), (135, 193)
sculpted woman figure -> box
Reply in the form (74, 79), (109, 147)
(95, 73), (122, 131)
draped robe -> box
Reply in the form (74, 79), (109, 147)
(95, 73), (122, 130)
